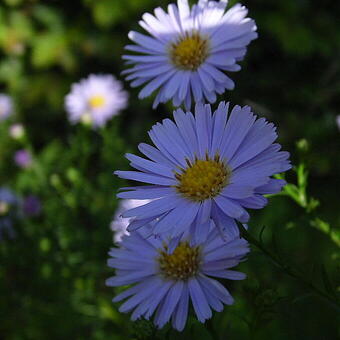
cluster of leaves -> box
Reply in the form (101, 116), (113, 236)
(0, 0), (339, 339)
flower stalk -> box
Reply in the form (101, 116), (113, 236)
(237, 223), (340, 310)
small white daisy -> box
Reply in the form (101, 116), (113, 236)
(123, 0), (257, 108)
(65, 74), (128, 128)
(9, 124), (25, 139)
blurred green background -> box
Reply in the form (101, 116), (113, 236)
(0, 0), (339, 339)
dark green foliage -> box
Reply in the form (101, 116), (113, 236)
(0, 0), (339, 339)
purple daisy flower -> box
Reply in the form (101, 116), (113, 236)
(123, 0), (257, 109)
(14, 149), (32, 169)
(65, 74), (128, 128)
(0, 94), (13, 121)
(107, 224), (249, 331)
(23, 195), (41, 217)
(111, 199), (151, 243)
(115, 102), (291, 241)
(0, 187), (18, 240)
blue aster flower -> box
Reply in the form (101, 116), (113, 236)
(0, 187), (18, 240)
(107, 224), (249, 331)
(123, 0), (257, 109)
(115, 102), (291, 241)
(23, 195), (41, 217)
(0, 94), (13, 121)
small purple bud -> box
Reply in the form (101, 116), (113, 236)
(23, 195), (41, 217)
(14, 149), (32, 168)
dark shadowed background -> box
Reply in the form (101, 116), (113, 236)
(0, 0), (339, 339)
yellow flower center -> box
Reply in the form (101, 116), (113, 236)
(158, 242), (201, 281)
(175, 155), (231, 202)
(170, 31), (209, 71)
(88, 95), (105, 109)
(0, 201), (9, 216)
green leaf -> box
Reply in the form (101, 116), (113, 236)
(296, 163), (308, 189)
(283, 183), (302, 205)
(92, 0), (125, 28)
(310, 218), (340, 247)
(31, 32), (74, 70)
(320, 265), (337, 298)
(32, 5), (63, 30)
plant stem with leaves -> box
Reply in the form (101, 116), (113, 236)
(237, 223), (340, 311)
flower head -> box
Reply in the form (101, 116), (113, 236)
(65, 74), (128, 128)
(0, 187), (18, 240)
(107, 225), (249, 331)
(23, 195), (41, 217)
(336, 115), (340, 131)
(14, 149), (32, 169)
(111, 199), (151, 243)
(9, 124), (25, 139)
(123, 0), (257, 108)
(115, 102), (291, 241)
(0, 94), (13, 121)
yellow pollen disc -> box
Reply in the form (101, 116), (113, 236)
(170, 31), (209, 71)
(88, 95), (105, 109)
(175, 155), (231, 202)
(158, 242), (201, 281)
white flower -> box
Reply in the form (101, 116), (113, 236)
(110, 199), (151, 243)
(65, 74), (128, 128)
(9, 124), (25, 139)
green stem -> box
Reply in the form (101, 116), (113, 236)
(237, 223), (340, 310)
